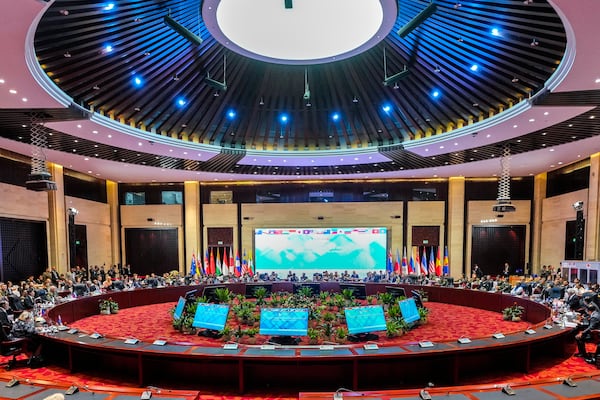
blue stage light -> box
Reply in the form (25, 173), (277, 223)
(491, 28), (501, 37)
(432, 90), (440, 98)
(132, 76), (143, 87)
(331, 112), (340, 122)
(382, 104), (392, 113)
(227, 109), (236, 120)
(280, 114), (289, 123)
(103, 44), (113, 53)
(176, 97), (187, 107)
(470, 64), (479, 72)
(103, 3), (115, 11)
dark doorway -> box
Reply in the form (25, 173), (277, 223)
(0, 217), (48, 282)
(471, 225), (526, 276)
(124, 228), (178, 276)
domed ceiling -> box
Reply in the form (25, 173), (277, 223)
(1, 0), (600, 181)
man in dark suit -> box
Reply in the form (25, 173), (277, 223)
(575, 303), (600, 362)
(0, 300), (12, 331)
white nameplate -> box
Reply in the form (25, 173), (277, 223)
(153, 339), (167, 346)
(525, 329), (536, 335)
(543, 324), (553, 330)
(124, 338), (139, 345)
(223, 343), (239, 350)
(493, 333), (505, 339)
(90, 333), (103, 339)
(260, 344), (276, 350)
(419, 341), (434, 348)
(57, 325), (69, 331)
(363, 343), (379, 350)
(457, 338), (471, 344)
(67, 328), (79, 334)
(319, 345), (335, 351)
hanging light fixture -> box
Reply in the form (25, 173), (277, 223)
(492, 143), (515, 213)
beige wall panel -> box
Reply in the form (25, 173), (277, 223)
(203, 203), (238, 226)
(406, 202), (445, 257)
(540, 189), (588, 266)
(466, 200), (531, 277)
(240, 202), (403, 257)
(65, 196), (111, 268)
(541, 189), (587, 223)
(120, 204), (183, 226)
(120, 204), (184, 272)
(0, 182), (49, 220)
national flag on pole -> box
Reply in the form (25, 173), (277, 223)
(216, 250), (222, 275)
(242, 249), (249, 275)
(436, 247), (442, 276)
(421, 247), (428, 276)
(443, 246), (450, 275)
(386, 251), (393, 274)
(401, 247), (409, 275)
(229, 248), (235, 275)
(209, 250), (215, 275)
(235, 250), (242, 277)
(203, 249), (209, 275)
(428, 247), (436, 276)
(222, 251), (229, 275)
(190, 253), (197, 277)
(248, 254), (254, 276)
(414, 247), (420, 276)
(394, 248), (401, 273)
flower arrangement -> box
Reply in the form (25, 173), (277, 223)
(99, 298), (119, 314)
(502, 302), (524, 321)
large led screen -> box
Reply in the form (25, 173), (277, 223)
(254, 227), (387, 277)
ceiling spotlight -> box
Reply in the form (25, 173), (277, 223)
(213, 91), (220, 97)
(393, 82), (399, 89)
(457, 37), (464, 42)
(453, 3), (462, 8)
(259, 97), (264, 105)
(63, 51), (71, 58)
(93, 85), (100, 90)
(352, 96), (359, 103)
(59, 9), (69, 15)
(511, 77), (519, 83)
(305, 101), (312, 107)
(530, 38), (539, 47)
(173, 74), (180, 81)
(434, 66), (441, 73)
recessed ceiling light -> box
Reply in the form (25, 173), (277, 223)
(87, 170), (92, 174)
(84, 157), (89, 160)
(568, 124), (573, 127)
(590, 115), (596, 119)
(595, 78), (600, 84)
(9, 89), (17, 94)
(549, 148), (554, 152)
(0, 79), (5, 84)
(21, 98), (27, 102)
(107, 134), (112, 138)
(138, 142), (142, 146)
(21, 124), (27, 128)
(512, 124), (518, 128)
(541, 132), (547, 135)
(486, 134), (491, 138)
(529, 118), (535, 122)
(92, 130), (98, 134)
(543, 112), (549, 116)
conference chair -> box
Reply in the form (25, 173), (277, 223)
(0, 326), (31, 370)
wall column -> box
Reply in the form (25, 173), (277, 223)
(586, 153), (600, 260)
(531, 173), (547, 275)
(184, 181), (201, 274)
(106, 181), (121, 266)
(447, 177), (465, 278)
(46, 163), (68, 273)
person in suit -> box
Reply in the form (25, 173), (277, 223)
(574, 303), (600, 362)
(565, 288), (582, 313)
(501, 262), (511, 279)
(0, 299), (12, 331)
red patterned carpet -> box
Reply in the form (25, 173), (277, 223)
(1, 301), (598, 399)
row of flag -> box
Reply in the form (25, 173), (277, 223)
(190, 248), (255, 277)
(386, 246), (450, 277)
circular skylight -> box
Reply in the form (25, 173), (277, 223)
(204, 0), (396, 64)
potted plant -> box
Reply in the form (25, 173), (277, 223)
(253, 286), (269, 305)
(109, 299), (119, 314)
(386, 320), (402, 338)
(214, 287), (233, 304)
(99, 299), (111, 315)
(417, 306), (429, 323)
(244, 327), (259, 344)
(220, 325), (232, 342)
(502, 303), (524, 321)
(334, 327), (348, 344)
(307, 327), (321, 345)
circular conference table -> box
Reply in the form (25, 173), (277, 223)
(43, 283), (572, 393)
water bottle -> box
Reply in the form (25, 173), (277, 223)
(57, 314), (63, 326)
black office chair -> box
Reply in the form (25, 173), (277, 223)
(0, 326), (31, 370)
